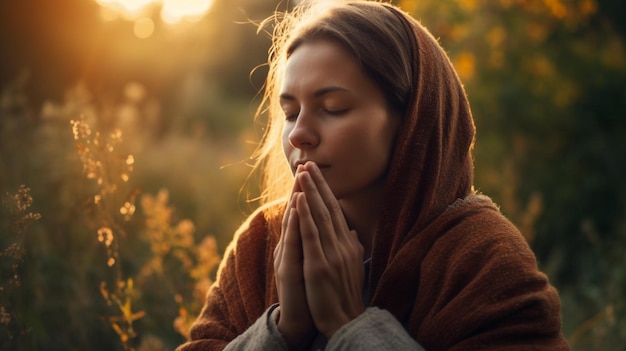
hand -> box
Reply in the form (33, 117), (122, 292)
(274, 181), (316, 349)
(295, 162), (366, 339)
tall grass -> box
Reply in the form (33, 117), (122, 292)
(1, 186), (41, 349)
(0, 79), (245, 350)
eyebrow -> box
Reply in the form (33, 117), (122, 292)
(279, 86), (350, 101)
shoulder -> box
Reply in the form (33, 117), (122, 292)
(222, 200), (285, 261)
(422, 194), (545, 297)
(227, 207), (268, 256)
(414, 195), (565, 349)
(214, 202), (283, 287)
(439, 194), (532, 257)
(233, 206), (271, 245)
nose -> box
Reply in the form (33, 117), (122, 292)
(287, 112), (319, 149)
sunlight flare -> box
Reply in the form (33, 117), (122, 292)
(96, 0), (155, 18)
(161, 0), (213, 24)
(95, 0), (214, 25)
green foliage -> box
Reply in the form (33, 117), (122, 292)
(0, 186), (41, 350)
(395, 0), (626, 348)
(0, 77), (243, 349)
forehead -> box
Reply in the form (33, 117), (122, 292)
(280, 40), (366, 95)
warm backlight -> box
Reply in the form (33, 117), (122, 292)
(161, 0), (213, 24)
(95, 0), (213, 25)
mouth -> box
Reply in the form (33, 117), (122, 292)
(292, 160), (330, 171)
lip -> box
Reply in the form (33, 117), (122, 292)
(293, 160), (331, 170)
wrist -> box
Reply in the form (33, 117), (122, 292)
(320, 306), (366, 340)
(276, 307), (316, 350)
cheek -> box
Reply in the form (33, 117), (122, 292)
(338, 129), (383, 166)
(360, 122), (397, 167)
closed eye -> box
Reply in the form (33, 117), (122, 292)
(323, 108), (349, 116)
(284, 111), (299, 122)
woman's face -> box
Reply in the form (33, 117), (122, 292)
(281, 39), (399, 202)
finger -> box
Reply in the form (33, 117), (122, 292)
(296, 171), (339, 255)
(278, 165), (304, 248)
(283, 166), (303, 228)
(297, 164), (352, 249)
(298, 169), (364, 268)
(274, 207), (290, 262)
(303, 162), (336, 208)
(282, 204), (303, 266)
(278, 185), (302, 256)
(302, 162), (350, 241)
(275, 205), (303, 287)
(295, 192), (327, 264)
(291, 164), (304, 193)
(274, 202), (316, 343)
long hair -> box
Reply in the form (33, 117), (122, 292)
(251, 0), (418, 232)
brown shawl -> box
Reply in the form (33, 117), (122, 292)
(178, 5), (568, 351)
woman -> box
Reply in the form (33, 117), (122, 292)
(178, 1), (568, 350)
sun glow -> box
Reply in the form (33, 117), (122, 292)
(96, 0), (156, 19)
(161, 0), (213, 24)
(95, 0), (213, 25)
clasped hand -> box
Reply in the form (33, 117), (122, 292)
(273, 162), (365, 347)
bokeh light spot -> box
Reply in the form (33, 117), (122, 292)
(134, 17), (155, 39)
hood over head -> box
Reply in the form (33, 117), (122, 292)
(370, 6), (476, 293)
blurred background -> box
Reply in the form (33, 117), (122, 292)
(0, 0), (624, 350)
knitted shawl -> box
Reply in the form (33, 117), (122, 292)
(178, 5), (568, 351)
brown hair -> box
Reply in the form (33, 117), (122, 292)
(251, 1), (417, 229)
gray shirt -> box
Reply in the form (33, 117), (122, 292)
(223, 258), (425, 351)
(223, 304), (426, 351)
